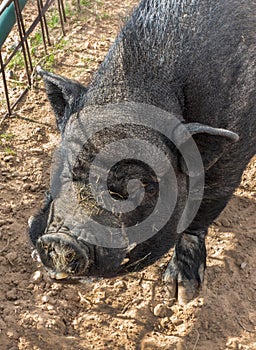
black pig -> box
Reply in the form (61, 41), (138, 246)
(29, 0), (256, 303)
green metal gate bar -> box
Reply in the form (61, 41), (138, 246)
(0, 0), (28, 48)
(0, 0), (71, 124)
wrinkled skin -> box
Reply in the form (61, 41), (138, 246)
(29, 0), (256, 303)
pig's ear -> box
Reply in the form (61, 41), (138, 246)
(36, 66), (87, 132)
(175, 122), (239, 175)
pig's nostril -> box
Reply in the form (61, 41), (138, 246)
(36, 233), (90, 277)
(70, 259), (80, 272)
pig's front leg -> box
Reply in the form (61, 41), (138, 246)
(163, 229), (207, 304)
(28, 191), (53, 246)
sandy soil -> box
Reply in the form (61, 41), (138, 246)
(0, 1), (255, 349)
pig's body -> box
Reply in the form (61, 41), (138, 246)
(29, 0), (256, 303)
(87, 0), (255, 227)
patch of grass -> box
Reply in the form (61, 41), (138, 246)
(45, 53), (55, 67)
(65, 5), (75, 17)
(0, 134), (15, 155)
(80, 0), (94, 6)
(54, 37), (67, 50)
(48, 10), (60, 28)
(84, 56), (95, 63)
(8, 51), (24, 70)
(8, 32), (43, 70)
(99, 11), (110, 20)
(0, 133), (14, 143)
(0, 133), (16, 156)
(3, 147), (16, 156)
(30, 32), (43, 56)
(0, 133), (16, 155)
(41, 38), (67, 70)
(31, 32), (43, 46)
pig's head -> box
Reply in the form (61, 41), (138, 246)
(29, 69), (239, 280)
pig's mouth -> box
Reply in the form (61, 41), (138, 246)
(36, 233), (90, 280)
(35, 231), (130, 280)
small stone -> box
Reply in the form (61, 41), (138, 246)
(51, 283), (62, 291)
(113, 280), (127, 291)
(31, 270), (42, 283)
(37, 134), (44, 141)
(22, 183), (31, 191)
(47, 304), (54, 311)
(4, 155), (14, 162)
(30, 148), (43, 154)
(240, 262), (247, 269)
(6, 289), (18, 301)
(153, 304), (172, 318)
(30, 184), (39, 192)
(42, 295), (50, 303)
(171, 316), (183, 326)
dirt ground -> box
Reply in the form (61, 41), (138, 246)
(0, 1), (255, 349)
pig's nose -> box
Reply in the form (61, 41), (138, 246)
(36, 233), (90, 279)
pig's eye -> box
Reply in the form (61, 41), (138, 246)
(144, 182), (158, 195)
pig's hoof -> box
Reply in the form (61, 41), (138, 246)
(163, 231), (206, 304)
(163, 261), (204, 304)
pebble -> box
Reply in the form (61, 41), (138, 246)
(94, 291), (106, 304)
(6, 289), (18, 301)
(113, 280), (127, 291)
(42, 295), (50, 303)
(46, 304), (54, 311)
(153, 304), (172, 318)
(170, 316), (183, 326)
(30, 148), (43, 154)
(4, 155), (14, 163)
(22, 183), (31, 191)
(37, 134), (44, 141)
(30, 184), (39, 192)
(31, 270), (42, 283)
(240, 262), (247, 269)
(51, 283), (62, 291)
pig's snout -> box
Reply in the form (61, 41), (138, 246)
(36, 233), (90, 279)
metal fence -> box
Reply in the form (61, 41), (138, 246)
(0, 0), (80, 124)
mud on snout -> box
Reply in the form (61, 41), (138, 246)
(36, 233), (90, 280)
